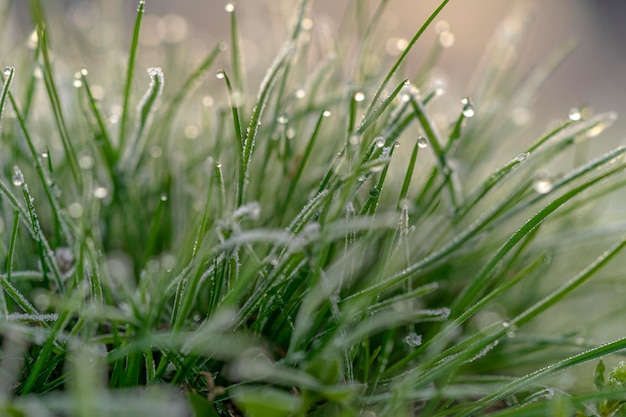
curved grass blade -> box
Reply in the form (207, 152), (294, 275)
(123, 67), (164, 172)
(0, 66), (14, 128)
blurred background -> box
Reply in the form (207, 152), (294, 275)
(8, 0), (626, 145)
(5, 0), (625, 148)
(80, 0), (626, 144)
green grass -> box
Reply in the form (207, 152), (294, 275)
(1, 0), (626, 416)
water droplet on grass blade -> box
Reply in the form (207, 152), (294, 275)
(404, 333), (422, 347)
(79, 155), (94, 170)
(225, 2), (235, 13)
(533, 173), (553, 194)
(374, 136), (385, 148)
(461, 97), (475, 118)
(322, 110), (331, 118)
(216, 69), (225, 79)
(80, 67), (88, 76)
(353, 91), (365, 102)
(12, 166), (24, 186)
(515, 152), (529, 162)
(349, 134), (361, 145)
(417, 136), (428, 149)
(3, 67), (12, 77)
(277, 113), (289, 125)
(68, 202), (83, 218)
(294, 88), (306, 99)
(568, 108), (582, 121)
(94, 186), (109, 199)
(27, 30), (38, 49)
(160, 194), (168, 202)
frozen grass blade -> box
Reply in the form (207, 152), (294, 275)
(123, 67), (164, 172)
(118, 0), (145, 155)
(5, 210), (20, 284)
(240, 45), (294, 204)
(0, 66), (14, 126)
(1, 1), (626, 415)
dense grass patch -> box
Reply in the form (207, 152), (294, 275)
(1, 1), (626, 416)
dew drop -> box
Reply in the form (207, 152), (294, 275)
(515, 152), (529, 162)
(417, 136), (428, 149)
(3, 67), (12, 77)
(403, 333), (422, 347)
(322, 110), (331, 118)
(27, 30), (38, 49)
(41, 152), (49, 159)
(277, 113), (289, 125)
(68, 202), (83, 219)
(225, 2), (235, 13)
(349, 134), (361, 146)
(373, 136), (385, 148)
(568, 108), (582, 121)
(216, 69), (225, 80)
(79, 154), (94, 170)
(93, 186), (109, 199)
(433, 79), (445, 96)
(438, 31), (455, 48)
(393, 141), (400, 148)
(80, 67), (88, 76)
(73, 79), (83, 88)
(12, 166), (24, 187)
(461, 97), (475, 118)
(533, 174), (553, 194)
(286, 128), (296, 139)
(33, 67), (43, 79)
(369, 187), (380, 198)
(160, 193), (168, 202)
(294, 88), (306, 99)
(354, 91), (365, 102)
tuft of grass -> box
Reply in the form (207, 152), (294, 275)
(0, 1), (625, 416)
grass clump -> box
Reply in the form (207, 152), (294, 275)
(1, 0), (626, 416)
